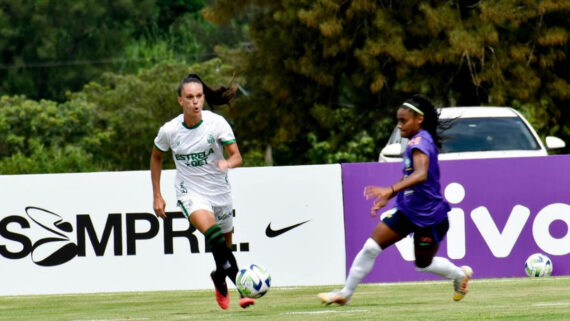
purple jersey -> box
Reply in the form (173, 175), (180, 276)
(395, 129), (450, 227)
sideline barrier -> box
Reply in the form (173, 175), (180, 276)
(0, 165), (346, 295)
(342, 155), (570, 283)
(1, 156), (568, 295)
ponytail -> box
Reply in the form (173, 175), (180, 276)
(177, 73), (238, 110)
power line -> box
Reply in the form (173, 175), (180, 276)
(0, 53), (218, 70)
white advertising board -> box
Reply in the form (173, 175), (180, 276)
(0, 165), (345, 295)
(229, 165), (346, 287)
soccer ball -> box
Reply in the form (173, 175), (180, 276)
(524, 253), (553, 277)
(236, 264), (271, 298)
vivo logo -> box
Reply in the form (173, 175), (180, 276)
(382, 182), (570, 261)
(0, 207), (249, 267)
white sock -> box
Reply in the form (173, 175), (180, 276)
(416, 256), (465, 280)
(340, 238), (382, 298)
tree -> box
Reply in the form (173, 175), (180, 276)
(0, 0), (250, 102)
(0, 58), (242, 173)
(0, 0), (155, 101)
(0, 95), (106, 173)
(121, 0), (249, 74)
(68, 58), (242, 170)
(204, 0), (570, 164)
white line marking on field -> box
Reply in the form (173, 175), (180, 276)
(360, 276), (570, 287)
(532, 302), (570, 307)
(284, 309), (368, 315)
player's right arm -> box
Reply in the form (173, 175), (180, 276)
(150, 147), (167, 219)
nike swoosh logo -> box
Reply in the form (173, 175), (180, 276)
(265, 220), (310, 238)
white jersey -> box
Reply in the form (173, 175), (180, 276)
(154, 110), (236, 206)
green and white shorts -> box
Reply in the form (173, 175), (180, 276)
(177, 194), (234, 233)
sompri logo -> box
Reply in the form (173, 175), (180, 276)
(0, 207), (250, 266)
(25, 207), (78, 266)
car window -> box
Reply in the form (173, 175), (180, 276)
(387, 116), (541, 154)
(440, 117), (541, 153)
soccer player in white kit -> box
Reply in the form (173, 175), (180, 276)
(150, 74), (254, 309)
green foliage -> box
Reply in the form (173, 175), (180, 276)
(0, 143), (98, 174)
(0, 0), (156, 101)
(307, 131), (375, 163)
(240, 148), (269, 167)
(0, 0), (248, 102)
(155, 0), (205, 29)
(0, 58), (241, 173)
(0, 95), (106, 157)
(68, 58), (240, 170)
(206, 0), (570, 163)
(0, 95), (106, 173)
(120, 1), (248, 75)
(2, 1), (569, 173)
(305, 104), (383, 163)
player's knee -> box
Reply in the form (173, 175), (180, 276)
(362, 238), (382, 257)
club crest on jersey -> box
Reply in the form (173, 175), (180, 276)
(207, 133), (215, 145)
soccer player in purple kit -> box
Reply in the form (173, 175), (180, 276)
(318, 94), (472, 305)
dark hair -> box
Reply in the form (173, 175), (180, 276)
(400, 94), (447, 149)
(177, 73), (238, 110)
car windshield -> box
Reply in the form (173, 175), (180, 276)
(441, 117), (540, 152)
(388, 116), (541, 153)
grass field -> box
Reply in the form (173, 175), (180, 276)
(1, 277), (569, 321)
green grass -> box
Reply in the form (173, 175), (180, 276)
(1, 277), (569, 321)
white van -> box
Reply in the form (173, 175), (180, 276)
(379, 107), (566, 162)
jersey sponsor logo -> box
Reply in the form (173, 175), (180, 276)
(217, 212), (232, 221)
(175, 148), (214, 167)
(265, 220), (310, 238)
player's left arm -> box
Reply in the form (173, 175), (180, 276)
(395, 148), (429, 190)
(217, 142), (243, 171)
(366, 149), (429, 216)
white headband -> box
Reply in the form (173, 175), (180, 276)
(402, 102), (424, 115)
